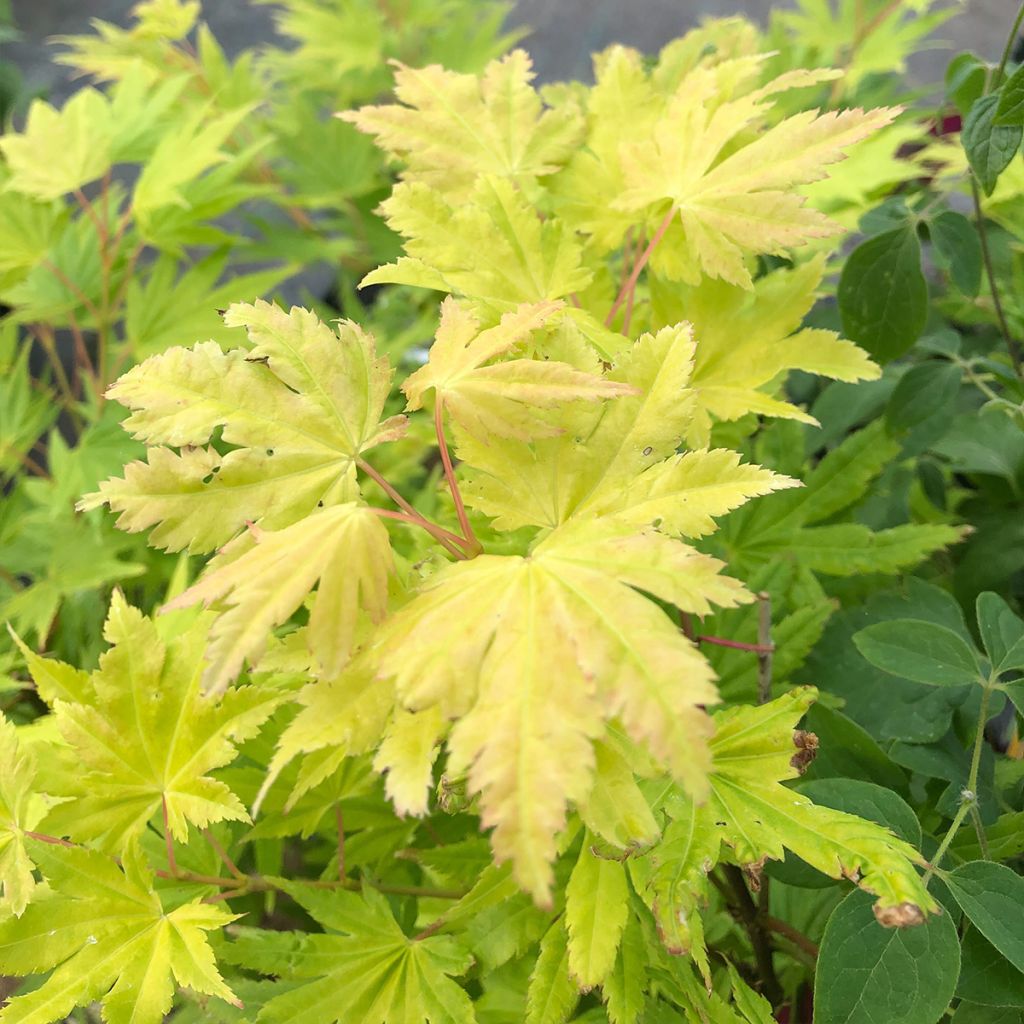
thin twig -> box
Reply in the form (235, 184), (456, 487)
(605, 206), (676, 327)
(202, 828), (245, 880)
(335, 805), (346, 882)
(971, 178), (1023, 378)
(358, 457), (471, 556)
(756, 592), (773, 706)
(24, 830), (74, 847)
(433, 399), (480, 555)
(41, 259), (103, 324)
(373, 508), (469, 560)
(994, 2), (1024, 88)
(716, 866), (784, 1007)
(697, 635), (775, 654)
(162, 795), (178, 877)
(763, 915), (819, 960)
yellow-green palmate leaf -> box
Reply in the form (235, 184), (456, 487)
(219, 882), (476, 1024)
(0, 841), (238, 1024)
(613, 55), (899, 287)
(0, 714), (46, 916)
(271, 517), (749, 904)
(403, 298), (635, 440)
(460, 321), (796, 536)
(40, 594), (280, 852)
(651, 256), (880, 447)
(342, 49), (582, 202)
(165, 502), (393, 693)
(82, 300), (406, 553)
(631, 689), (938, 971)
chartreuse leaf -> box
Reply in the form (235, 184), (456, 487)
(344, 50), (582, 201)
(634, 688), (937, 968)
(0, 714), (45, 915)
(853, 619), (985, 686)
(565, 837), (629, 989)
(166, 502), (393, 692)
(964, 93), (1023, 195)
(41, 594), (279, 851)
(274, 518), (746, 904)
(403, 298), (632, 440)
(814, 889), (960, 1024)
(946, 862), (1024, 974)
(0, 87), (113, 200)
(838, 225), (927, 362)
(461, 322), (793, 534)
(132, 104), (252, 219)
(614, 56), (897, 287)
(220, 882), (475, 1024)
(977, 591), (1024, 674)
(0, 841), (238, 1024)
(7, 627), (94, 707)
(577, 735), (660, 854)
(84, 301), (406, 553)
(364, 177), (603, 345)
(603, 911), (646, 1024)
(651, 256), (879, 447)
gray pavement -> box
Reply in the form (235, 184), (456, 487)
(3, 1), (1016, 101)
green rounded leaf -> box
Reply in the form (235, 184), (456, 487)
(853, 619), (984, 686)
(838, 227), (927, 362)
(957, 925), (1024, 1008)
(929, 210), (982, 296)
(814, 890), (960, 1024)
(946, 862), (1024, 974)
(995, 64), (1024, 126)
(977, 592), (1024, 674)
(963, 93), (1023, 195)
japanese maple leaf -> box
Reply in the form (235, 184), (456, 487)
(0, 714), (46, 915)
(403, 298), (635, 440)
(220, 882), (475, 1024)
(82, 300), (406, 553)
(0, 842), (238, 1024)
(41, 594), (279, 851)
(364, 518), (748, 903)
(343, 49), (582, 201)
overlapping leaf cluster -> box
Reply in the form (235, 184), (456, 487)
(0, 10), (966, 1024)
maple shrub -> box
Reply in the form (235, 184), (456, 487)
(5, 6), (1021, 1024)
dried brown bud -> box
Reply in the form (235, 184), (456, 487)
(790, 729), (819, 773)
(742, 856), (768, 892)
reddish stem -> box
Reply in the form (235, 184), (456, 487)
(433, 400), (480, 554)
(697, 634), (775, 654)
(202, 828), (244, 880)
(605, 206), (676, 327)
(24, 830), (74, 847)
(358, 458), (472, 555)
(373, 508), (468, 560)
(162, 795), (178, 877)
(335, 805), (346, 882)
